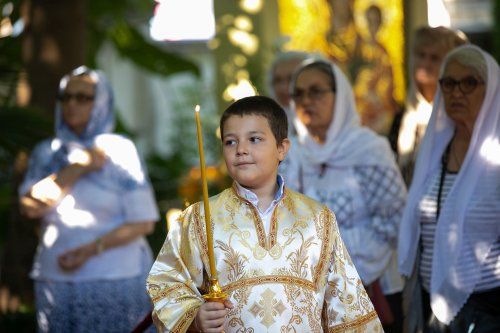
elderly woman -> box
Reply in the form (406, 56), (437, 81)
(392, 26), (468, 185)
(19, 66), (159, 332)
(267, 50), (309, 137)
(398, 45), (500, 332)
(281, 58), (407, 333)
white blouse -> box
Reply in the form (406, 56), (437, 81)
(281, 158), (405, 294)
(21, 136), (159, 282)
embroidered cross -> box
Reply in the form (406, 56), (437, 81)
(249, 288), (286, 327)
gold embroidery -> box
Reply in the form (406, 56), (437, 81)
(269, 202), (279, 248)
(249, 288), (286, 327)
(222, 275), (315, 294)
(148, 188), (383, 332)
(268, 243), (282, 259)
(313, 210), (334, 286)
(252, 245), (267, 259)
(329, 310), (379, 333)
(216, 240), (247, 283)
(231, 185), (268, 249)
(283, 315), (304, 331)
(171, 306), (198, 333)
(193, 203), (211, 275)
(150, 283), (193, 303)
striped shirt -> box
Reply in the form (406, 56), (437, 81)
(418, 168), (500, 292)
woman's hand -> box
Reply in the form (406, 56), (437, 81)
(77, 147), (107, 173)
(57, 222), (155, 271)
(57, 242), (96, 271)
(19, 147), (107, 219)
(193, 300), (233, 333)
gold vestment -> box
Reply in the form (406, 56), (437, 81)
(147, 186), (383, 332)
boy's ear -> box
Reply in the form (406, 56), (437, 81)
(277, 138), (290, 162)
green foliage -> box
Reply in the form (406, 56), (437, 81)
(0, 2), (203, 324)
(108, 20), (200, 77)
(0, 36), (23, 106)
(86, 0), (200, 77)
(0, 107), (52, 156)
(0, 106), (52, 244)
(0, 0), (202, 208)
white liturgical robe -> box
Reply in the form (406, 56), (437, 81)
(147, 185), (383, 332)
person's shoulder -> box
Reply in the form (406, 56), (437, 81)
(356, 127), (394, 155)
(28, 137), (59, 159)
(94, 133), (139, 156)
(284, 187), (331, 212)
(32, 137), (56, 150)
(283, 188), (337, 226)
(95, 133), (135, 146)
(183, 188), (231, 211)
(208, 187), (236, 205)
(177, 189), (229, 224)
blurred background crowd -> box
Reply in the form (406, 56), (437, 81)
(0, 0), (499, 331)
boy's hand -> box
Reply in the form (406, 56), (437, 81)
(195, 300), (233, 333)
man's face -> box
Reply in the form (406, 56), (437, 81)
(413, 43), (446, 91)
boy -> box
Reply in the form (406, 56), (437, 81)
(146, 96), (383, 332)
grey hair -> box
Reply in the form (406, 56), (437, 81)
(270, 51), (310, 71)
(291, 58), (336, 92)
(442, 45), (487, 81)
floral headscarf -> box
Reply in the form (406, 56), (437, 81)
(20, 66), (149, 194)
(55, 66), (115, 145)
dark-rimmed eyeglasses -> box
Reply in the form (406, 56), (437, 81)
(291, 87), (334, 104)
(58, 92), (95, 104)
(438, 76), (485, 95)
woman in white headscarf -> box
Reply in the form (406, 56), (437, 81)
(267, 50), (309, 137)
(281, 58), (407, 333)
(391, 26), (468, 186)
(19, 66), (159, 333)
(398, 44), (500, 332)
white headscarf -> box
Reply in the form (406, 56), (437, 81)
(291, 60), (396, 169)
(398, 44), (500, 324)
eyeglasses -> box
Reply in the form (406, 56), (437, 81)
(291, 87), (334, 103)
(58, 92), (95, 104)
(438, 76), (485, 95)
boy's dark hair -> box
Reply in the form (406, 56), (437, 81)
(220, 95), (288, 144)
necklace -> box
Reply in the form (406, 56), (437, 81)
(437, 141), (452, 218)
(450, 141), (461, 170)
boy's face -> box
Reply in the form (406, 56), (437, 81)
(222, 114), (289, 192)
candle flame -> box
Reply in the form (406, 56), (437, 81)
(195, 104), (200, 112)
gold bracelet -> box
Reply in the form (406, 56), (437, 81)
(95, 237), (104, 255)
